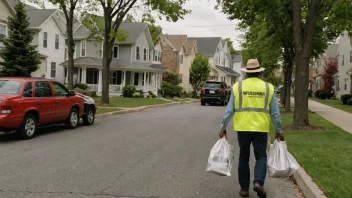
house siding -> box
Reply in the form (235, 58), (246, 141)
(336, 31), (351, 98)
(180, 46), (196, 91)
(119, 44), (132, 61)
(35, 16), (65, 82)
(0, 0), (12, 24)
(134, 29), (151, 63)
(161, 43), (178, 73)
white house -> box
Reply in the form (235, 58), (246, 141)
(231, 54), (245, 81)
(188, 37), (240, 87)
(335, 31), (352, 98)
(60, 17), (165, 96)
(7, 0), (66, 82)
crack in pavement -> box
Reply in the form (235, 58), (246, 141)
(0, 188), (159, 198)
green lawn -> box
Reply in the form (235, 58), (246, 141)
(93, 97), (171, 108)
(309, 97), (352, 113)
(96, 107), (120, 114)
(270, 111), (352, 198)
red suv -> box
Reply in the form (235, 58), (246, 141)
(0, 77), (87, 139)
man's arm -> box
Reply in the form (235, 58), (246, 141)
(220, 92), (235, 130)
(270, 96), (283, 133)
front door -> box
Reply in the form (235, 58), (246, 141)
(51, 81), (71, 122)
(126, 71), (132, 86)
(34, 81), (56, 125)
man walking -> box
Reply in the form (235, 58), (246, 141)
(219, 59), (284, 198)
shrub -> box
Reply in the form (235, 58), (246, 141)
(90, 91), (97, 97)
(73, 87), (91, 96)
(341, 94), (352, 105)
(348, 99), (352, 106)
(122, 85), (136, 97)
(73, 83), (88, 90)
(319, 92), (331, 100)
(160, 82), (182, 98)
(148, 91), (156, 98)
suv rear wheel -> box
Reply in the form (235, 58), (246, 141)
(65, 108), (79, 129)
(18, 114), (37, 139)
(201, 100), (206, 106)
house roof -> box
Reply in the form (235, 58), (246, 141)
(26, 9), (57, 27)
(324, 44), (338, 57)
(8, 0), (38, 10)
(216, 66), (240, 76)
(59, 57), (165, 71)
(188, 37), (222, 56)
(164, 35), (187, 51)
(183, 40), (196, 55)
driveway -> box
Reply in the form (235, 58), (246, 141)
(0, 103), (301, 198)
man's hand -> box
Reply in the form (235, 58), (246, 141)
(276, 133), (284, 141)
(219, 129), (227, 138)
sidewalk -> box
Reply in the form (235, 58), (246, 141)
(297, 98), (352, 135)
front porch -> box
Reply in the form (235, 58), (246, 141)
(209, 65), (241, 86)
(65, 67), (163, 97)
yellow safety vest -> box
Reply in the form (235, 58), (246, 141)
(232, 78), (274, 132)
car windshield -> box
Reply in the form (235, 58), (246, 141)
(204, 82), (222, 89)
(0, 80), (22, 95)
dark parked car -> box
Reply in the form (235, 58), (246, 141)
(200, 81), (231, 106)
(0, 77), (96, 139)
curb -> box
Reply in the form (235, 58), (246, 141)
(95, 100), (198, 119)
(293, 168), (327, 198)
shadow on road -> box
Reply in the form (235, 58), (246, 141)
(0, 123), (84, 143)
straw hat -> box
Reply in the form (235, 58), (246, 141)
(241, 59), (265, 73)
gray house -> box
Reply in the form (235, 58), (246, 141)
(60, 19), (164, 96)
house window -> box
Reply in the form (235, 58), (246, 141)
(51, 62), (56, 78)
(345, 78), (348, 90)
(143, 48), (147, 61)
(81, 40), (86, 56)
(55, 34), (59, 49)
(149, 49), (152, 60)
(109, 71), (122, 85)
(154, 51), (158, 61)
(0, 23), (7, 42)
(136, 46), (140, 60)
(222, 58), (225, 66)
(178, 54), (183, 64)
(134, 73), (139, 86)
(113, 46), (119, 58)
(86, 68), (99, 84)
(158, 52), (161, 62)
(43, 32), (47, 48)
(342, 55), (344, 66)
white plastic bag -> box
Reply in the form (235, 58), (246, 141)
(267, 140), (300, 178)
(206, 137), (235, 176)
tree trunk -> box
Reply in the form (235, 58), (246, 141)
(281, 66), (287, 106)
(285, 62), (292, 112)
(67, 21), (74, 90)
(293, 55), (309, 125)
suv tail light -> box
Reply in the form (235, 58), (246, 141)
(201, 88), (205, 93)
(220, 89), (225, 94)
(0, 101), (12, 114)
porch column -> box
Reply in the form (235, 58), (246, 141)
(143, 72), (147, 92)
(122, 71), (126, 87)
(82, 67), (87, 84)
(98, 69), (102, 93)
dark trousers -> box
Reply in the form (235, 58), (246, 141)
(237, 132), (268, 190)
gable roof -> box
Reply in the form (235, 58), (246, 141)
(183, 39), (196, 55)
(188, 37), (222, 56)
(26, 9), (57, 27)
(3, 0), (16, 14)
(164, 35), (187, 51)
(216, 66), (240, 77)
(232, 54), (243, 62)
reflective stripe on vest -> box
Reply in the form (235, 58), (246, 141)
(237, 80), (270, 114)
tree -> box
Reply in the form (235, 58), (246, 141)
(321, 58), (338, 91)
(142, 15), (162, 45)
(0, 2), (40, 77)
(94, 0), (190, 104)
(189, 53), (211, 97)
(30, 0), (83, 90)
(224, 38), (239, 55)
(217, 0), (352, 121)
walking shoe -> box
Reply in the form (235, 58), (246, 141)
(239, 190), (249, 197)
(253, 183), (266, 198)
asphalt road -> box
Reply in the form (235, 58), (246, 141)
(0, 103), (302, 198)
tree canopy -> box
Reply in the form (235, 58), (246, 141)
(189, 53), (211, 96)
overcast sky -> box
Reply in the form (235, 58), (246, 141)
(24, 0), (243, 49)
